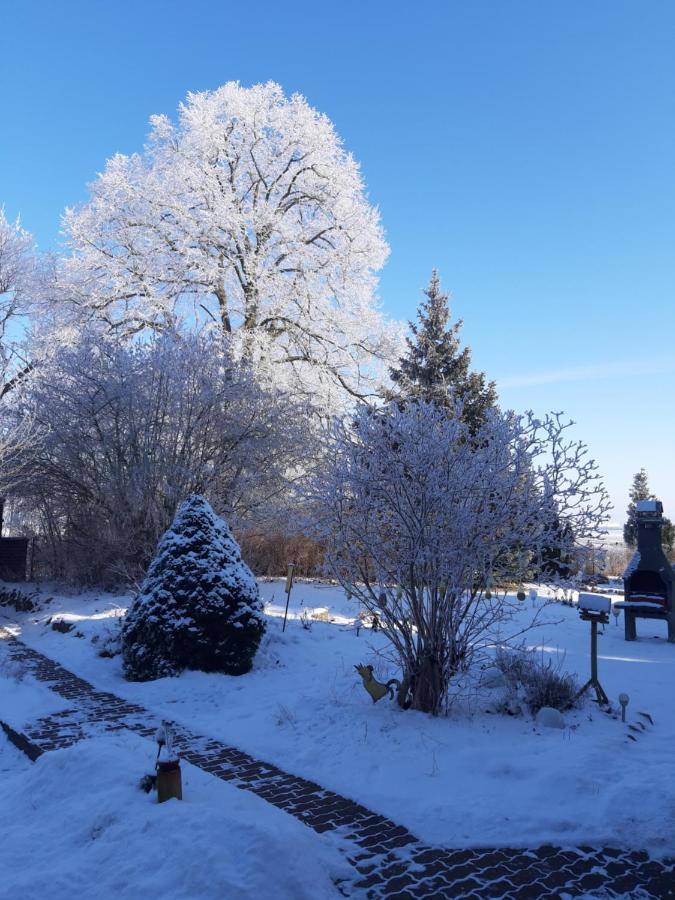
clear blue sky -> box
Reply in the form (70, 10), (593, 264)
(2, 0), (674, 525)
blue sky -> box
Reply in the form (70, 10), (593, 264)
(2, 0), (674, 523)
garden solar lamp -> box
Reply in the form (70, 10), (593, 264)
(155, 721), (182, 803)
(619, 693), (629, 723)
(612, 605), (621, 627)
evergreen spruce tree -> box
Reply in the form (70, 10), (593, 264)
(121, 495), (265, 681)
(624, 468), (651, 547)
(623, 468), (674, 554)
(388, 270), (498, 431)
(663, 519), (675, 555)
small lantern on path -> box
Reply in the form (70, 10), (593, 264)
(156, 721), (182, 803)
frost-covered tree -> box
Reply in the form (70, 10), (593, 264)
(388, 270), (497, 430)
(58, 82), (399, 409)
(624, 468), (673, 552)
(122, 495), (265, 680)
(308, 402), (609, 715)
(9, 328), (307, 584)
(0, 208), (35, 397)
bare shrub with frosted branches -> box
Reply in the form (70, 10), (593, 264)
(8, 329), (309, 585)
(308, 402), (610, 715)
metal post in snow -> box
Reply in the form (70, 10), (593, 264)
(282, 562), (295, 632)
(591, 618), (599, 685)
(574, 594), (610, 706)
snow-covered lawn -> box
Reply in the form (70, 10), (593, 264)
(0, 727), (349, 900)
(2, 579), (675, 860)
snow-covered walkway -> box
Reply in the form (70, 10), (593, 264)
(2, 628), (673, 899)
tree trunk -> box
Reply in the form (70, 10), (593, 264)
(214, 285), (232, 334)
(398, 653), (445, 715)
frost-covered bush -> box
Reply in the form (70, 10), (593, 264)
(495, 648), (579, 715)
(0, 586), (40, 612)
(308, 401), (609, 715)
(121, 495), (265, 681)
(8, 329), (308, 586)
(523, 659), (579, 715)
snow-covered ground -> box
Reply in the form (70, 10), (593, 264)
(0, 727), (350, 900)
(2, 579), (675, 863)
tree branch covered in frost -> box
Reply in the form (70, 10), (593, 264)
(306, 401), (610, 714)
(6, 329), (310, 585)
(0, 208), (36, 395)
(57, 82), (401, 411)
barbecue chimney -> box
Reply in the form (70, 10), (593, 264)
(621, 499), (675, 642)
(636, 499), (665, 558)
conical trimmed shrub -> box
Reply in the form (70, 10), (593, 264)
(121, 495), (265, 681)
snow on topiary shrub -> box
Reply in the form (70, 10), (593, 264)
(121, 495), (265, 681)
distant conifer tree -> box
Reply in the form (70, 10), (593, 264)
(388, 270), (497, 431)
(624, 468), (674, 554)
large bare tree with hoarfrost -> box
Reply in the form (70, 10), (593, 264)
(308, 401), (610, 716)
(59, 82), (397, 408)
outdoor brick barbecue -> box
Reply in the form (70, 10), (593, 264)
(618, 500), (675, 642)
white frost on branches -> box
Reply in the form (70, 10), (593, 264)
(0, 208), (35, 394)
(9, 329), (309, 584)
(59, 82), (400, 410)
(0, 209), (33, 302)
(307, 401), (610, 714)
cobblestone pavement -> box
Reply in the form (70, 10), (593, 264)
(2, 629), (674, 899)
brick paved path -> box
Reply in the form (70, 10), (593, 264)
(2, 629), (674, 899)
